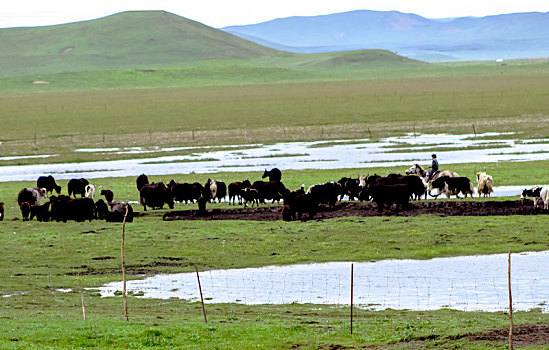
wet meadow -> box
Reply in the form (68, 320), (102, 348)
(1, 58), (549, 348)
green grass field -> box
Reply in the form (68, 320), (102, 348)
(3, 59), (549, 166)
(1, 164), (549, 348)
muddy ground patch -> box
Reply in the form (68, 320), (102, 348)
(163, 200), (546, 222)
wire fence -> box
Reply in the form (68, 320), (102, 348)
(96, 255), (549, 314)
(2, 118), (525, 154)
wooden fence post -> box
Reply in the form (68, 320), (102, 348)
(81, 292), (86, 321)
(351, 263), (354, 335)
(196, 265), (208, 324)
(121, 207), (129, 322)
(508, 247), (513, 350)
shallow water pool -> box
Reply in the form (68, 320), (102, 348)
(1, 132), (549, 182)
(95, 251), (549, 312)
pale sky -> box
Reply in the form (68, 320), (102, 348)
(1, 0), (549, 29)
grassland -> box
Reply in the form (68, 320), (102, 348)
(2, 15), (549, 346)
(2, 57), (549, 166)
(0, 162), (548, 348)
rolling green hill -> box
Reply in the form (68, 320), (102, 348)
(0, 11), (423, 80)
(0, 10), (280, 78)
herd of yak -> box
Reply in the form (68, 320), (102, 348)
(9, 176), (131, 223)
(135, 167), (497, 221)
(0, 166), (522, 223)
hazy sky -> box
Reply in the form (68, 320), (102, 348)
(1, 0), (548, 29)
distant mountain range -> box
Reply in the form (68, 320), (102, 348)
(5, 9), (543, 79)
(222, 10), (549, 62)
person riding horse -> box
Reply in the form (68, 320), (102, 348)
(427, 154), (439, 181)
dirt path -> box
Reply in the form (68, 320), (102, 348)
(163, 200), (546, 222)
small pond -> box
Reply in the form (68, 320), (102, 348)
(95, 251), (549, 313)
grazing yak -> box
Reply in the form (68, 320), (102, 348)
(429, 176), (474, 199)
(0, 202), (4, 221)
(190, 183), (205, 203)
(521, 186), (545, 209)
(197, 196), (208, 216)
(252, 180), (288, 204)
(365, 182), (412, 213)
(307, 182), (344, 208)
(228, 180), (251, 205)
(262, 168), (282, 182)
(282, 205), (292, 221)
(476, 172), (494, 197)
(241, 187), (260, 207)
(94, 199), (109, 219)
(136, 174), (149, 192)
(100, 189), (114, 203)
(168, 180), (192, 204)
(140, 182), (174, 211)
(30, 202), (51, 222)
(203, 179), (218, 202)
(37, 175), (61, 194)
(17, 187), (47, 207)
(200, 179), (227, 203)
(541, 187), (549, 210)
(168, 181), (203, 204)
(106, 201), (134, 222)
(283, 191), (317, 221)
(68, 178), (89, 198)
(85, 184), (95, 199)
(20, 202), (31, 221)
(214, 181), (227, 203)
(371, 174), (427, 200)
(49, 195), (95, 222)
(337, 177), (362, 201)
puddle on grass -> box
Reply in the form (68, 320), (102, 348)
(0, 154), (55, 161)
(95, 251), (549, 313)
(490, 186), (539, 197)
(2, 132), (549, 183)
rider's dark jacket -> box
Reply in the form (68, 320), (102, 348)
(432, 159), (439, 173)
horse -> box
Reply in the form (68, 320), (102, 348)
(405, 163), (459, 198)
(406, 164), (458, 180)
